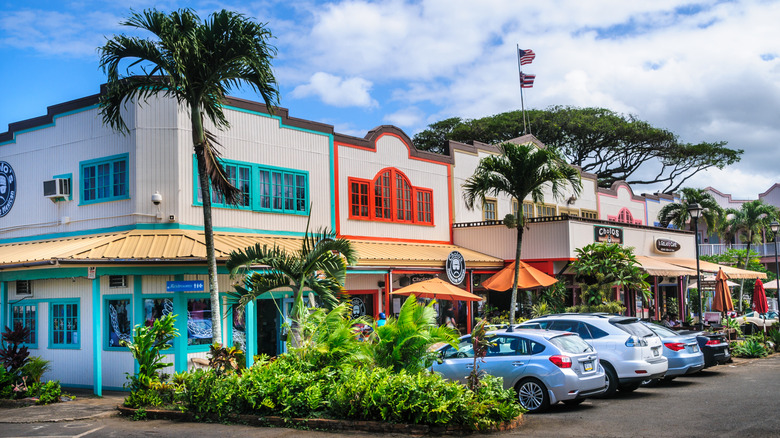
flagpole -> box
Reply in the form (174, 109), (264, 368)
(516, 44), (528, 134)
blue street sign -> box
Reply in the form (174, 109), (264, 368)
(166, 280), (205, 292)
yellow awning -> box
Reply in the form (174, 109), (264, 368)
(634, 256), (698, 277)
(0, 229), (503, 269)
(659, 257), (767, 279)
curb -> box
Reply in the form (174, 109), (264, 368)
(116, 406), (524, 435)
(0, 410), (117, 424)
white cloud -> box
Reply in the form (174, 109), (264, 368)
(290, 72), (377, 107)
(383, 106), (425, 130)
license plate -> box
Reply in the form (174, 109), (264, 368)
(584, 361), (593, 372)
(692, 345), (699, 353)
(653, 348), (660, 357)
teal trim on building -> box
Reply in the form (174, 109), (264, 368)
(0, 104), (100, 146)
(347, 270), (390, 275)
(78, 153), (130, 206)
(92, 279), (102, 396)
(48, 298), (81, 350)
(104, 294), (132, 351)
(173, 276), (188, 373)
(133, 276), (142, 375)
(0, 282), (6, 337)
(244, 300), (257, 368)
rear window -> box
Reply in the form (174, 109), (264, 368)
(611, 320), (655, 337)
(646, 324), (678, 338)
(549, 334), (594, 354)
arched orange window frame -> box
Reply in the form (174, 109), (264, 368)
(347, 167), (434, 226)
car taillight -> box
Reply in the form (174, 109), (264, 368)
(705, 339), (721, 346)
(549, 355), (572, 368)
(664, 342), (686, 351)
(625, 335), (648, 347)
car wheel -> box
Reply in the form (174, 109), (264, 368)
(618, 382), (640, 392)
(562, 399), (584, 406)
(599, 363), (618, 398)
(516, 378), (550, 413)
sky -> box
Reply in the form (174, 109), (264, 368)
(1, 0), (779, 199)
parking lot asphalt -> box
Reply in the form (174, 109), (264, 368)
(0, 355), (777, 437)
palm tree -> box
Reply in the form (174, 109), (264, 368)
(658, 187), (723, 233)
(98, 9), (280, 343)
(723, 200), (779, 269)
(463, 142), (582, 324)
(225, 219), (357, 347)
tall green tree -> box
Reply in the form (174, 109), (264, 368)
(658, 187), (723, 233)
(98, 9), (280, 343)
(413, 107), (742, 193)
(722, 200), (779, 270)
(225, 220), (356, 347)
(571, 243), (651, 306)
(462, 142), (582, 324)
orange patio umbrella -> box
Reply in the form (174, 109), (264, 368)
(389, 277), (484, 302)
(481, 260), (558, 291)
(712, 268), (735, 313)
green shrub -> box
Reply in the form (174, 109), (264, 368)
(125, 388), (164, 409)
(122, 314), (178, 396)
(732, 339), (768, 358)
(30, 380), (62, 405)
(174, 369), (243, 419)
(21, 357), (51, 384)
(0, 366), (13, 399)
(565, 301), (626, 314)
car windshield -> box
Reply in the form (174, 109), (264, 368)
(549, 333), (593, 353)
(611, 319), (655, 337)
(441, 337), (475, 359)
(644, 323), (677, 338)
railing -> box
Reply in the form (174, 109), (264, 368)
(698, 243), (778, 257)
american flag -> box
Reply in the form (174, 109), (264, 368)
(521, 73), (536, 88)
(518, 48), (535, 65)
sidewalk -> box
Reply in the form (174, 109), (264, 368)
(0, 388), (124, 423)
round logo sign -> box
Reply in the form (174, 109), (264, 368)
(350, 297), (366, 318)
(446, 250), (466, 285)
(0, 161), (17, 217)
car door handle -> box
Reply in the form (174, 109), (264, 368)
(465, 364), (474, 369)
(512, 361), (524, 366)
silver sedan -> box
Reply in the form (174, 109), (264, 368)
(431, 329), (607, 412)
(640, 321), (705, 383)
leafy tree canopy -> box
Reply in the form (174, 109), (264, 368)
(412, 106), (742, 193)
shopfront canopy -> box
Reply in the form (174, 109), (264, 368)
(481, 260), (558, 291)
(660, 257), (767, 280)
(633, 256), (698, 277)
(389, 278), (483, 302)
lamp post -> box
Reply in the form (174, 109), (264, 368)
(771, 221), (780, 313)
(688, 203), (704, 326)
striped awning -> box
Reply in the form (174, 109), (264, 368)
(0, 229), (503, 270)
(659, 257), (767, 279)
(634, 256), (698, 277)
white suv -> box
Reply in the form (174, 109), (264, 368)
(518, 314), (668, 397)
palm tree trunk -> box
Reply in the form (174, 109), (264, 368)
(509, 226), (525, 325)
(192, 107), (223, 345)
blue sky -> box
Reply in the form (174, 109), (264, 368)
(2, 0), (780, 199)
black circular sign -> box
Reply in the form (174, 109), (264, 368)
(446, 250), (466, 285)
(0, 161), (16, 217)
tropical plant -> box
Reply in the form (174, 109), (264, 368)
(466, 319), (495, 391)
(99, 8), (280, 343)
(571, 243), (650, 306)
(20, 356), (51, 384)
(721, 200), (779, 268)
(372, 295), (459, 373)
(564, 301), (626, 314)
(291, 302), (372, 368)
(537, 281), (568, 313)
(531, 302), (551, 318)
(121, 314), (178, 392)
(207, 343), (245, 376)
(731, 338), (768, 358)
(657, 187), (723, 232)
(462, 141), (582, 324)
(1, 323), (31, 377)
(226, 216), (357, 348)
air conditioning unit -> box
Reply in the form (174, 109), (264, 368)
(43, 178), (71, 199)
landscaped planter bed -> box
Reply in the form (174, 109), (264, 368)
(116, 405), (523, 435)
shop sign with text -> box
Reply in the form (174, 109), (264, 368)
(594, 225), (623, 244)
(654, 238), (681, 253)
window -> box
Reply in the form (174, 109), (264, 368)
(416, 189), (433, 224)
(231, 304), (246, 351)
(106, 298), (131, 349)
(109, 275), (127, 288)
(581, 209), (598, 220)
(608, 207), (642, 225)
(142, 298), (174, 347)
(512, 199), (519, 217)
(522, 202), (534, 219)
(11, 303), (37, 347)
(559, 207), (579, 217)
(194, 157), (308, 215)
(187, 298), (213, 346)
(536, 204), (556, 217)
(80, 154), (129, 204)
(16, 280), (32, 296)
(482, 199), (497, 220)
(50, 301), (79, 348)
(348, 168), (434, 225)
(349, 179), (370, 218)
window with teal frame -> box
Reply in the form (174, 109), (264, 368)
(193, 156), (308, 215)
(105, 296), (132, 350)
(80, 154), (129, 204)
(50, 301), (80, 348)
(186, 296), (213, 350)
(11, 303), (38, 348)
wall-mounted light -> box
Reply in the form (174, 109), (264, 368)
(151, 191), (162, 205)
(567, 195), (577, 205)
